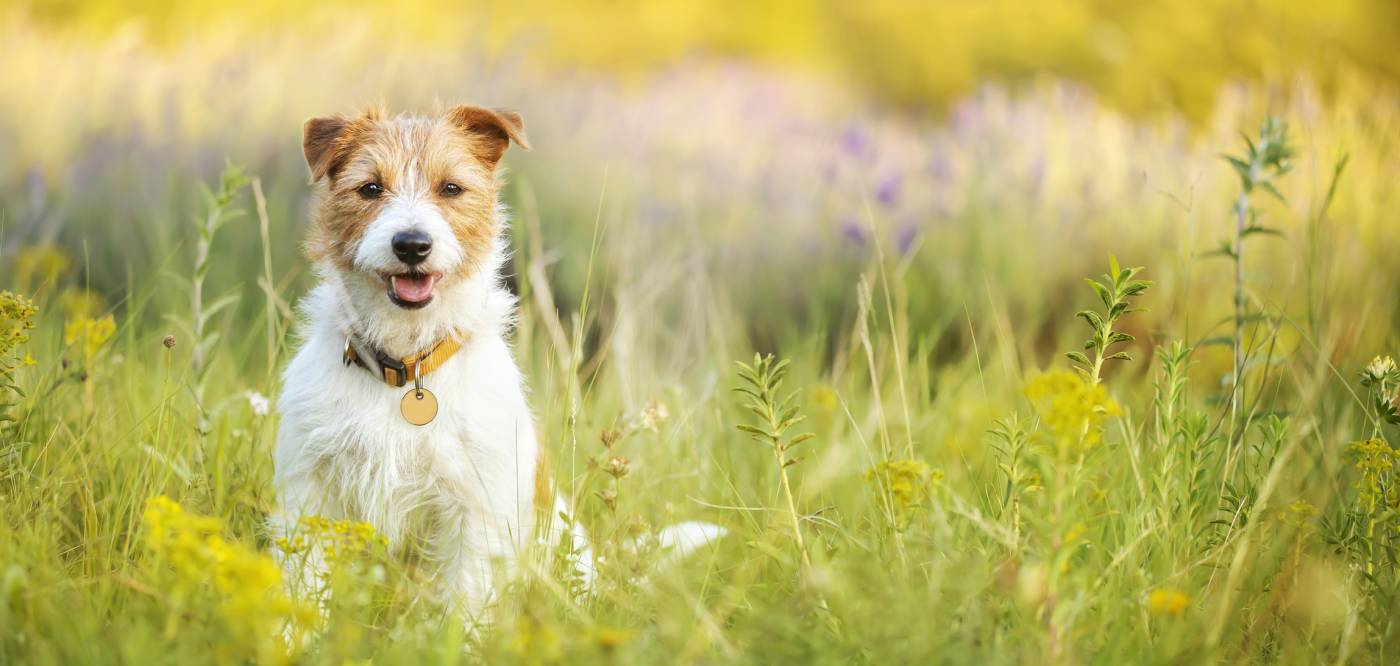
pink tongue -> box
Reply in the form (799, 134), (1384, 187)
(391, 274), (436, 302)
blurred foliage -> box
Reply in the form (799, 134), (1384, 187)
(9, 0), (1400, 119)
(4, 2), (1400, 663)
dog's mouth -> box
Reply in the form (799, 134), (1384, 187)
(385, 272), (440, 309)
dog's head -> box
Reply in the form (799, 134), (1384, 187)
(301, 104), (528, 321)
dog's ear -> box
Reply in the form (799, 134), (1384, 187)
(446, 105), (531, 167)
(303, 116), (349, 182)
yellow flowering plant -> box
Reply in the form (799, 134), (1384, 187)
(13, 245), (72, 293)
(277, 515), (390, 572)
(64, 314), (115, 363)
(142, 496), (314, 662)
(1, 291), (38, 431)
(1024, 371), (1122, 453)
(867, 458), (942, 530)
(1147, 587), (1189, 617)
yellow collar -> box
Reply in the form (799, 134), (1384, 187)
(342, 333), (464, 388)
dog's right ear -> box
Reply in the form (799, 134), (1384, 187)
(303, 117), (349, 182)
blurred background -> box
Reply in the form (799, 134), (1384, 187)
(7, 4), (1400, 661)
(3, 0), (1399, 390)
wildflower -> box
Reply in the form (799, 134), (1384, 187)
(596, 487), (618, 512)
(294, 515), (389, 570)
(593, 626), (635, 651)
(162, 334), (177, 349)
(508, 617), (561, 661)
(867, 458), (940, 528)
(0, 291), (38, 359)
(64, 314), (116, 362)
(1280, 500), (1319, 529)
(14, 245), (72, 291)
(637, 400), (670, 432)
(600, 427), (621, 449)
(603, 455), (631, 479)
(809, 384), (839, 413)
(245, 390), (270, 416)
(1361, 355), (1398, 387)
(875, 173), (902, 208)
(1024, 370), (1122, 451)
(142, 496), (311, 655)
(1348, 438), (1399, 510)
(1147, 587), (1189, 616)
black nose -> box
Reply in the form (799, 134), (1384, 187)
(392, 230), (432, 265)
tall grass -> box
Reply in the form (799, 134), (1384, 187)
(3, 15), (1400, 665)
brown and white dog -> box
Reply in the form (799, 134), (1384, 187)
(272, 104), (719, 616)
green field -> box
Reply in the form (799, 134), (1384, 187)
(3, 4), (1400, 664)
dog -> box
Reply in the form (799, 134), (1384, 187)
(271, 104), (719, 618)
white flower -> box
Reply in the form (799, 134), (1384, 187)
(638, 400), (670, 432)
(244, 390), (270, 416)
(1364, 356), (1397, 383)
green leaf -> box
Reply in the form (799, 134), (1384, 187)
(1077, 310), (1104, 332)
(1240, 224), (1283, 239)
(1256, 180), (1287, 204)
(736, 423), (772, 439)
(1086, 279), (1113, 310)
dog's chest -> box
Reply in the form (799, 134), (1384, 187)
(277, 329), (538, 549)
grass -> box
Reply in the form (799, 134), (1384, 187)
(4, 15), (1400, 665)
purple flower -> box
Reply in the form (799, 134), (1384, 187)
(840, 125), (874, 162)
(875, 173), (902, 208)
(840, 216), (867, 247)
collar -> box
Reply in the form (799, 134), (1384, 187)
(342, 332), (465, 388)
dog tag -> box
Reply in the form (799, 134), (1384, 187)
(400, 387), (438, 425)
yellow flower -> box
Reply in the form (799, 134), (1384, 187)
(1, 291), (38, 360)
(142, 496), (311, 658)
(64, 314), (116, 361)
(293, 515), (389, 570)
(1349, 438), (1399, 512)
(1280, 500), (1319, 530)
(868, 458), (940, 528)
(1147, 587), (1189, 617)
(1024, 371), (1122, 451)
(594, 626), (636, 651)
(14, 245), (71, 292)
(809, 384), (839, 413)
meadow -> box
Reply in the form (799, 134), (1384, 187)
(4, 5), (1400, 664)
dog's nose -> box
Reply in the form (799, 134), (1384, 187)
(392, 230), (432, 265)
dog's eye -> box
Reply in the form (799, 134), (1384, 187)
(357, 182), (385, 199)
(440, 183), (464, 197)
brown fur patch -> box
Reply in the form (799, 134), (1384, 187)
(300, 106), (529, 275)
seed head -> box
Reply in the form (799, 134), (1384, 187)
(603, 455), (631, 480)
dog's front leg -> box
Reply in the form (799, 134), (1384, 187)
(268, 475), (334, 605)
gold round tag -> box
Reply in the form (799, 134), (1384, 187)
(400, 387), (438, 426)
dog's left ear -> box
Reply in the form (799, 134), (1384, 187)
(446, 105), (531, 167)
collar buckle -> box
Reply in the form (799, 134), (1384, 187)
(378, 354), (409, 387)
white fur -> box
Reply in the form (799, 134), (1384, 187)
(274, 224), (536, 613)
